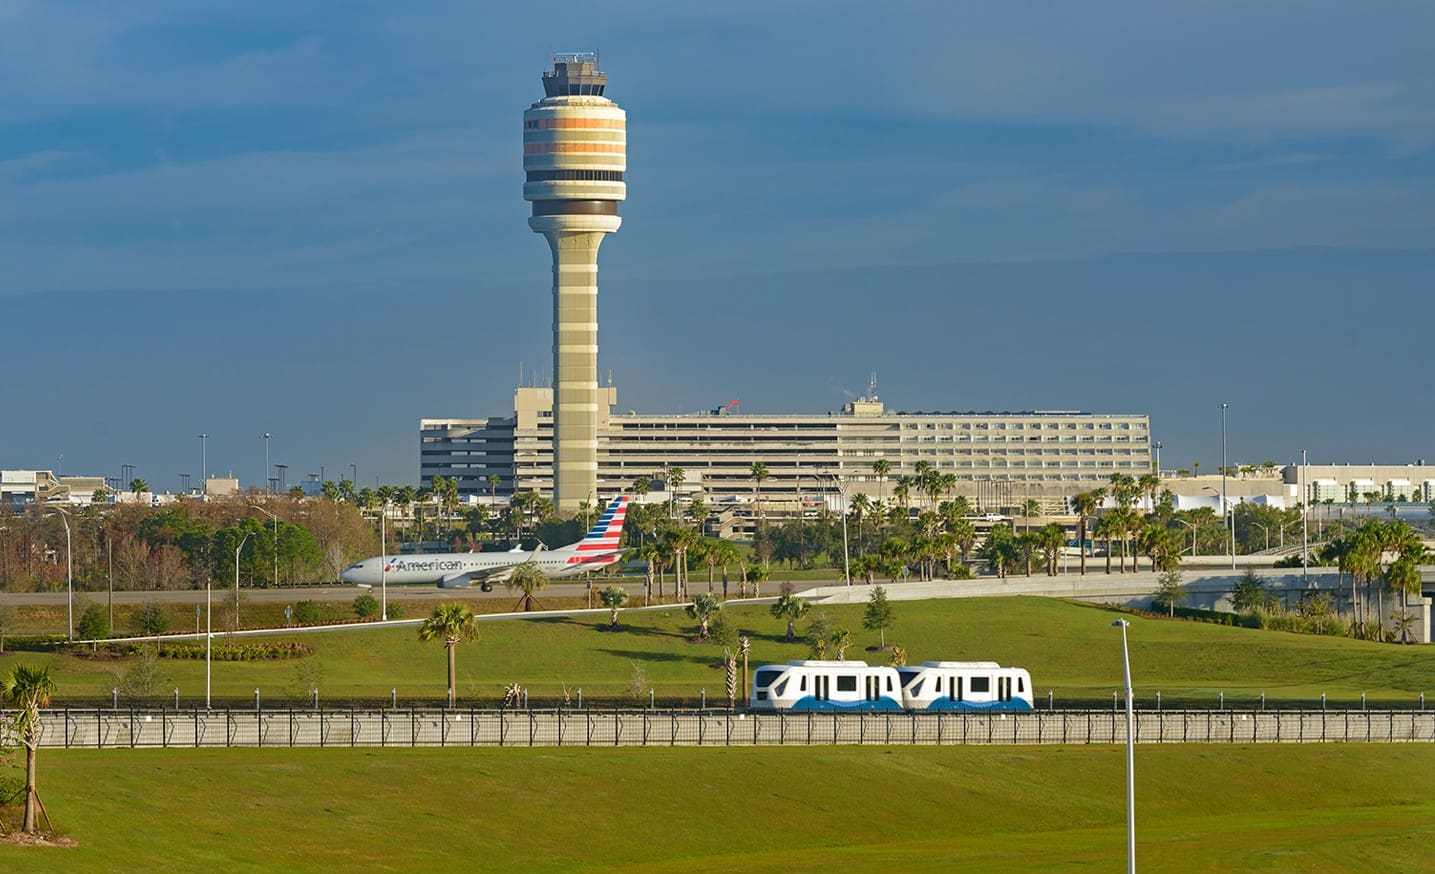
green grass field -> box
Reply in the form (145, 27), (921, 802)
(3, 596), (1432, 704)
(2, 745), (1432, 872)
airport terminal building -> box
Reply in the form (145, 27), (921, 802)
(420, 387), (1152, 512)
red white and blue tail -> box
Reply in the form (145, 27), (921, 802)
(562, 495), (629, 569)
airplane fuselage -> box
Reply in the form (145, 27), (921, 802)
(341, 549), (618, 587)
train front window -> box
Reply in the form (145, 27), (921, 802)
(753, 669), (782, 690)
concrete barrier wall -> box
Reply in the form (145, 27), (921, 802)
(31, 708), (1435, 749)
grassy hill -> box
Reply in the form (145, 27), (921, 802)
(2, 745), (1433, 872)
(2, 596), (1432, 705)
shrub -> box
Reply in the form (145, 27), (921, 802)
(0, 773), (26, 808)
(386, 603), (405, 620)
(133, 602), (171, 636)
(77, 603), (111, 640)
(292, 600), (324, 625)
(353, 593), (381, 619)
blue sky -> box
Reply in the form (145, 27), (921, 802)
(2, 2), (1432, 488)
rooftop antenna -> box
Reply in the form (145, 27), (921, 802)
(868, 372), (879, 401)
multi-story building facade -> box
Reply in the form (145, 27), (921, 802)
(421, 387), (1151, 512)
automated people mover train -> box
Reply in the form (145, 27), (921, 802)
(749, 660), (1034, 712)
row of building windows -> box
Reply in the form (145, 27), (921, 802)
(526, 169), (625, 182)
(523, 117), (625, 130)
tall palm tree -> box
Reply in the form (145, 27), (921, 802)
(872, 458), (891, 503)
(1138, 473), (1162, 513)
(487, 474), (500, 498)
(2, 663), (56, 833)
(418, 604), (478, 706)
(706, 538), (741, 598)
(1093, 513), (1120, 575)
(1071, 489), (1102, 576)
(749, 462), (769, 530)
(505, 562), (549, 612)
(1038, 522), (1066, 576)
(668, 466), (686, 519)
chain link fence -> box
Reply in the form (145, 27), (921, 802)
(22, 707), (1435, 749)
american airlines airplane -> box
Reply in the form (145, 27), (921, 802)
(340, 495), (629, 589)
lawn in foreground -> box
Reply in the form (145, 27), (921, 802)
(5, 596), (1432, 703)
(1, 744), (1432, 872)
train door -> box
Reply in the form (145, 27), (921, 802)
(998, 676), (1012, 702)
(865, 675), (880, 701)
(949, 674), (963, 703)
(815, 674), (829, 702)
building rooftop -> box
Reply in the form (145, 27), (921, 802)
(543, 52), (607, 97)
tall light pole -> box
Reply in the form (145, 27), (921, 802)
(235, 531), (253, 628)
(1301, 448), (1309, 585)
(262, 433), (271, 493)
(205, 576), (213, 709)
(250, 504), (279, 589)
(1152, 441), (1162, 474)
(48, 507), (73, 640)
(1112, 618), (1136, 874)
(1173, 518), (1197, 556)
(822, 469), (851, 586)
(380, 505), (389, 621)
(350, 463), (358, 487)
(276, 463), (288, 493)
(1220, 403), (1234, 570)
(198, 433), (208, 495)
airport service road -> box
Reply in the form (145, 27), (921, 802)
(0, 579), (655, 609)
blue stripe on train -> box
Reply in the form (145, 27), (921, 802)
(921, 699), (1034, 712)
(786, 696), (905, 712)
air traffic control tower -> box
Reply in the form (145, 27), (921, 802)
(524, 53), (625, 514)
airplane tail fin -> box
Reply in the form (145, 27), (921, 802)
(560, 495), (629, 567)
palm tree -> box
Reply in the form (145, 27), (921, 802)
(705, 538), (741, 598)
(1071, 489), (1102, 576)
(872, 458), (891, 503)
(1038, 523), (1066, 576)
(417, 603), (478, 707)
(2, 663), (56, 833)
(749, 462), (769, 529)
(129, 477), (148, 498)
(686, 592), (722, 640)
(505, 562), (549, 612)
(632, 475), (650, 502)
(948, 517), (976, 567)
(850, 493), (871, 552)
(599, 585), (628, 629)
(668, 466), (686, 518)
(769, 593), (810, 641)
(1138, 473), (1161, 513)
(1093, 513), (1121, 575)
(487, 474), (500, 498)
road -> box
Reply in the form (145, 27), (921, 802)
(0, 579), (663, 609)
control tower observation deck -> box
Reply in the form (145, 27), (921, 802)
(523, 53), (626, 514)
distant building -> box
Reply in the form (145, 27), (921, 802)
(1283, 463), (1435, 503)
(421, 385), (1152, 513)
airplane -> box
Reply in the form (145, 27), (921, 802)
(340, 494), (629, 589)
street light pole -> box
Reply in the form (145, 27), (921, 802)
(198, 433), (208, 495)
(235, 532), (253, 628)
(250, 505), (279, 589)
(1112, 618), (1136, 874)
(822, 469), (851, 586)
(380, 507), (388, 621)
(1173, 518), (1197, 556)
(263, 433), (271, 493)
(1301, 448), (1309, 586)
(49, 508), (73, 640)
(205, 576), (213, 709)
(1220, 403), (1234, 570)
